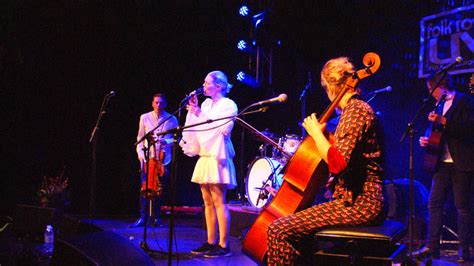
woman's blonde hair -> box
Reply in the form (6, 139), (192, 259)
(208, 70), (233, 95)
(320, 57), (355, 96)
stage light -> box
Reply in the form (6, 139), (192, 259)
(253, 12), (265, 28)
(237, 40), (248, 51)
(237, 39), (256, 53)
(236, 71), (259, 88)
(239, 5), (250, 17)
(236, 71), (246, 81)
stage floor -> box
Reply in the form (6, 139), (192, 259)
(83, 210), (469, 266)
(2, 204), (470, 265)
(83, 210), (258, 266)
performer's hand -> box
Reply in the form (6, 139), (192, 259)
(302, 113), (326, 139)
(419, 136), (429, 147)
(428, 111), (446, 125)
(186, 95), (201, 116)
(188, 94), (198, 107)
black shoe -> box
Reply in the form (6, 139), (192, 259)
(129, 217), (145, 228)
(203, 245), (232, 258)
(457, 249), (470, 263)
(411, 246), (439, 259)
(191, 242), (216, 255)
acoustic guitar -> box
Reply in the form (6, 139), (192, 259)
(422, 94), (446, 173)
(242, 52), (381, 263)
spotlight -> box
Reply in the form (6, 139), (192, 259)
(236, 71), (246, 81)
(236, 71), (259, 88)
(236, 39), (256, 53)
(237, 40), (248, 51)
(239, 5), (250, 17)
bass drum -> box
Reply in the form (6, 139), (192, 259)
(245, 157), (284, 209)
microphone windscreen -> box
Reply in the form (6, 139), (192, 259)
(279, 94), (288, 103)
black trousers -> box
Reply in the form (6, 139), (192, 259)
(427, 162), (473, 251)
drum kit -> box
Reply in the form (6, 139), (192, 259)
(245, 130), (302, 209)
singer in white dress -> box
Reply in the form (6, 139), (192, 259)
(180, 70), (237, 258)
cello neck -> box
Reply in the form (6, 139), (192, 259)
(319, 75), (356, 123)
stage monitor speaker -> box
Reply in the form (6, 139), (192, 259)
(51, 231), (154, 266)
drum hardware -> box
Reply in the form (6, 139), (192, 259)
(255, 164), (282, 206)
(245, 157), (284, 209)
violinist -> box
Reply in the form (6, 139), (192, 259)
(130, 93), (178, 228)
(412, 74), (474, 262)
(266, 57), (384, 265)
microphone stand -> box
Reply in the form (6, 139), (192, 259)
(299, 73), (312, 138)
(399, 71), (447, 262)
(88, 93), (114, 217)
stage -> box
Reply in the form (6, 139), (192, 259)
(1, 204), (471, 265)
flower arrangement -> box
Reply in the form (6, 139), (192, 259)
(37, 168), (69, 208)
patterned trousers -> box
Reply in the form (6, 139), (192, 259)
(266, 192), (383, 265)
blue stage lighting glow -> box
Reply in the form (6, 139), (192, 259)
(237, 40), (247, 51)
(239, 6), (249, 17)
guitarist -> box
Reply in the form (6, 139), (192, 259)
(414, 74), (474, 262)
(266, 57), (385, 265)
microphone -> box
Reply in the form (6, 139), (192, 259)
(439, 56), (463, 72)
(181, 87), (204, 103)
(190, 87), (204, 96)
(106, 91), (116, 97)
(368, 86), (392, 95)
(429, 57), (463, 78)
(256, 94), (288, 106)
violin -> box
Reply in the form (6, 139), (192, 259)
(140, 140), (165, 199)
(242, 52), (381, 263)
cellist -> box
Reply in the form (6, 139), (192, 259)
(130, 93), (178, 228)
(266, 57), (385, 265)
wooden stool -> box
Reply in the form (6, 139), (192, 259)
(314, 220), (407, 265)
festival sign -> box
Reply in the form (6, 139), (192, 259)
(419, 5), (474, 78)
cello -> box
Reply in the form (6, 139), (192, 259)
(242, 52), (381, 263)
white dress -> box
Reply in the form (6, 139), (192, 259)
(179, 97), (238, 189)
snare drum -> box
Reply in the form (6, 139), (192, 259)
(245, 157), (284, 209)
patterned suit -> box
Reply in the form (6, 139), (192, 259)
(267, 97), (384, 265)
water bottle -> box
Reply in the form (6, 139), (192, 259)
(44, 224), (54, 253)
